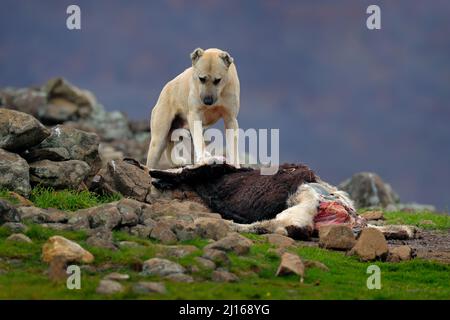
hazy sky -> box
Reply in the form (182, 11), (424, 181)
(1, 0), (449, 210)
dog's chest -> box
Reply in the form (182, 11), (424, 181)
(200, 105), (226, 126)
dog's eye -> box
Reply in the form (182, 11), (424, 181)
(213, 78), (221, 85)
(199, 76), (206, 84)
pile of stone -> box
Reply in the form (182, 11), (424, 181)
(0, 108), (101, 194)
(0, 78), (150, 165)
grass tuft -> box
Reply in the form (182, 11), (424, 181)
(29, 186), (121, 211)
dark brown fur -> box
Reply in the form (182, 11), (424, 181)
(151, 163), (317, 223)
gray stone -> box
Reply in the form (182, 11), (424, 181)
(276, 252), (305, 282)
(96, 280), (124, 295)
(6, 233), (32, 243)
(211, 270), (239, 282)
(194, 217), (229, 240)
(16, 206), (67, 224)
(195, 257), (216, 270)
(165, 273), (194, 283)
(0, 149), (31, 197)
(133, 281), (166, 295)
(157, 245), (198, 258)
(202, 248), (230, 265)
(0, 200), (21, 224)
(104, 272), (130, 281)
(0, 108), (50, 151)
(141, 258), (185, 277)
(339, 172), (400, 209)
(1, 222), (28, 233)
(90, 159), (152, 202)
(204, 233), (253, 255)
(150, 222), (178, 244)
(25, 125), (99, 166)
(29, 159), (90, 189)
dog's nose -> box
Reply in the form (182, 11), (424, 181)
(203, 96), (214, 105)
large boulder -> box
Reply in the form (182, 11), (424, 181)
(29, 159), (90, 189)
(90, 159), (152, 202)
(339, 172), (400, 208)
(0, 108), (50, 151)
(0, 149), (31, 196)
(25, 125), (100, 166)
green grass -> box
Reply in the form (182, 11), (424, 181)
(384, 211), (450, 230)
(0, 222), (449, 300)
(1, 187), (121, 211)
(30, 186), (121, 211)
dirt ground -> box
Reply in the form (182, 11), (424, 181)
(389, 229), (450, 264)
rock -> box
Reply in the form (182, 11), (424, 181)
(16, 206), (67, 224)
(48, 255), (68, 282)
(0, 108), (50, 151)
(25, 125), (100, 166)
(195, 257), (216, 270)
(387, 245), (414, 262)
(318, 225), (356, 251)
(91, 159), (152, 202)
(140, 199), (211, 220)
(82, 109), (132, 141)
(29, 159), (90, 189)
(132, 282), (166, 295)
(211, 270), (239, 282)
(350, 228), (389, 261)
(339, 172), (399, 208)
(43, 77), (96, 120)
(385, 202), (436, 213)
(104, 272), (130, 281)
(42, 235), (94, 264)
(116, 198), (142, 227)
(202, 249), (230, 265)
(150, 222), (178, 244)
(96, 280), (124, 295)
(172, 220), (197, 241)
(204, 234), (253, 255)
(86, 231), (117, 250)
(165, 273), (194, 283)
(6, 233), (32, 243)
(304, 260), (329, 272)
(158, 245), (198, 258)
(39, 98), (79, 124)
(1, 222), (28, 233)
(263, 234), (295, 248)
(118, 241), (142, 249)
(361, 211), (384, 221)
(379, 225), (418, 240)
(0, 199), (21, 224)
(129, 225), (153, 239)
(1, 88), (47, 117)
(0, 149), (31, 196)
(141, 258), (185, 277)
(275, 252), (305, 282)
(194, 217), (229, 240)
(79, 203), (122, 230)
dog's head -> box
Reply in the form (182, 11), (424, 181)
(190, 48), (234, 106)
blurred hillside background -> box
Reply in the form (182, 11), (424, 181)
(0, 0), (449, 210)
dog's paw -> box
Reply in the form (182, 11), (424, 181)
(197, 153), (226, 165)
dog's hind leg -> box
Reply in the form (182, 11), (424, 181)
(146, 108), (174, 169)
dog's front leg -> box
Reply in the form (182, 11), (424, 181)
(187, 112), (207, 165)
(224, 117), (240, 168)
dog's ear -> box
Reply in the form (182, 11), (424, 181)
(220, 51), (234, 68)
(190, 48), (204, 65)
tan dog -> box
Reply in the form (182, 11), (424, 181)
(146, 48), (240, 169)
